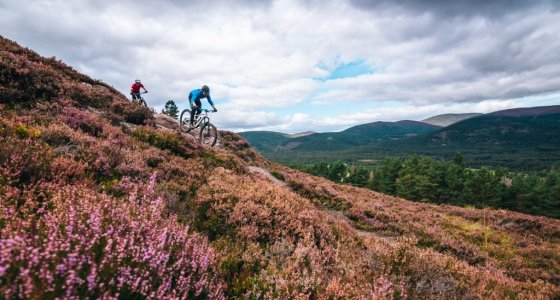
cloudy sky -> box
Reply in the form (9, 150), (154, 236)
(1, 0), (560, 133)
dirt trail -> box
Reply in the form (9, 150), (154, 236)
(248, 166), (288, 188)
(325, 209), (398, 243)
(248, 165), (398, 243)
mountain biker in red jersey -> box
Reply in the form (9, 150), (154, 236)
(130, 79), (148, 101)
(189, 85), (217, 126)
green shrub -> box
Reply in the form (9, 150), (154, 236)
(132, 127), (199, 159)
(270, 170), (285, 181)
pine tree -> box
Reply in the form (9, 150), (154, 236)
(162, 100), (179, 119)
(453, 151), (464, 166)
(327, 161), (347, 182)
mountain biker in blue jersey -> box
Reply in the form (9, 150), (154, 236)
(189, 85), (217, 126)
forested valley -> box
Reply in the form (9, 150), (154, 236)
(294, 154), (560, 218)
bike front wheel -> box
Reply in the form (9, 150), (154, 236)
(179, 109), (193, 133)
(139, 99), (147, 107)
(199, 122), (218, 147)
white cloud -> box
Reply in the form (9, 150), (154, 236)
(222, 79), (317, 109)
(1, 0), (559, 132)
(212, 109), (282, 131)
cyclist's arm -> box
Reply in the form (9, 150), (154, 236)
(206, 94), (217, 111)
(207, 94), (215, 106)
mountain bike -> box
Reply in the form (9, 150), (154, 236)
(179, 108), (218, 147)
(131, 91), (148, 107)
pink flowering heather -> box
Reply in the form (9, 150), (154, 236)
(0, 173), (225, 299)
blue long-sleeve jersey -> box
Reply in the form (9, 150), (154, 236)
(188, 88), (214, 106)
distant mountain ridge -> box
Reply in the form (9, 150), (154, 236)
(342, 120), (440, 135)
(241, 105), (560, 170)
(240, 120), (441, 153)
(424, 106), (560, 149)
(488, 105), (560, 117)
(422, 113), (482, 126)
(404, 105), (560, 169)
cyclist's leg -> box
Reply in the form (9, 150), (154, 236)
(131, 92), (139, 100)
(190, 100), (202, 125)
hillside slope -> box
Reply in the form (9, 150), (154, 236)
(1, 36), (559, 299)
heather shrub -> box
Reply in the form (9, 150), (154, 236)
(287, 179), (352, 211)
(142, 147), (167, 168)
(0, 134), (52, 188)
(125, 106), (153, 125)
(0, 174), (225, 299)
(201, 150), (248, 174)
(125, 105), (153, 125)
(40, 123), (83, 158)
(115, 148), (150, 179)
(59, 107), (104, 137)
(50, 156), (88, 184)
(156, 156), (212, 225)
(132, 127), (201, 159)
(64, 81), (115, 108)
(109, 100), (127, 115)
(102, 110), (125, 125)
(0, 50), (60, 104)
(218, 131), (258, 162)
(108, 100), (154, 125)
(86, 140), (126, 179)
(101, 176), (136, 198)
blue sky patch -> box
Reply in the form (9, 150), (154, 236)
(316, 60), (375, 81)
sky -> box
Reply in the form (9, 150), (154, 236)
(1, 0), (560, 133)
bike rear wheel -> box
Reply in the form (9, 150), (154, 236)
(199, 122), (217, 147)
(179, 109), (193, 133)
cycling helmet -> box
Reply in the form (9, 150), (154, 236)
(202, 85), (210, 93)
(135, 79), (141, 84)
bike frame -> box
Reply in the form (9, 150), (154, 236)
(192, 109), (214, 128)
(131, 91), (147, 99)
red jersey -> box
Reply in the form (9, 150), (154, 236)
(131, 83), (145, 93)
